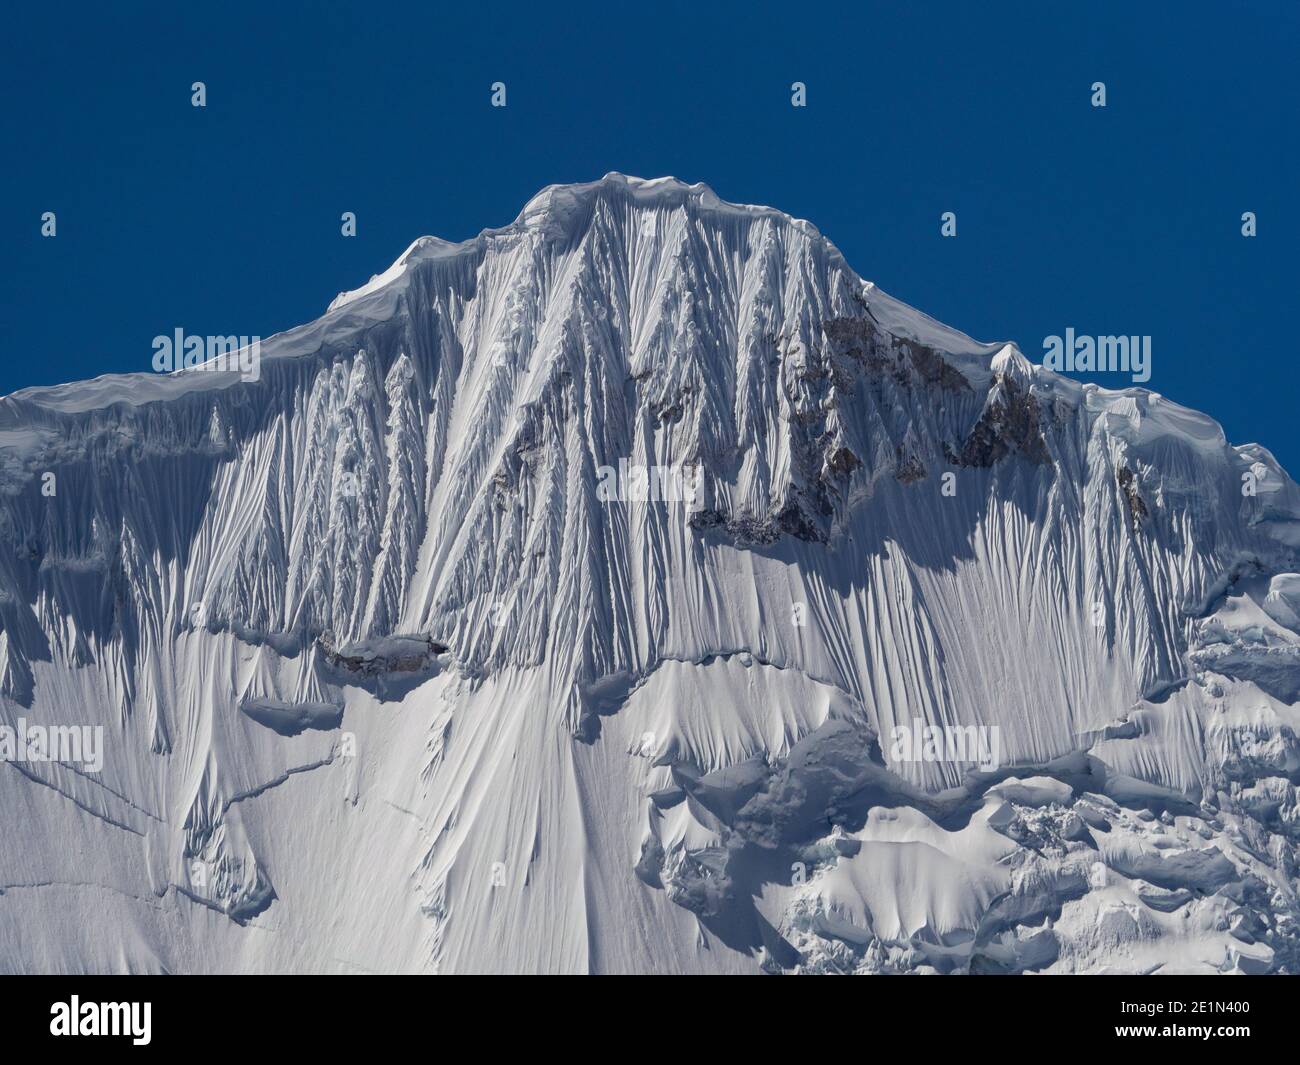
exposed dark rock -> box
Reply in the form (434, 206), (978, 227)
(821, 317), (971, 393)
(318, 631), (447, 676)
(955, 373), (1052, 467)
(1117, 465), (1149, 529)
(826, 445), (863, 477)
(774, 497), (827, 542)
(688, 496), (828, 546)
(691, 315), (1048, 549)
(688, 507), (727, 531)
(894, 445), (927, 484)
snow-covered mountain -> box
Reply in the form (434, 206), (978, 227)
(2, 173), (1298, 974)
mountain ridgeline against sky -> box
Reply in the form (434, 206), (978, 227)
(2, 175), (1299, 974)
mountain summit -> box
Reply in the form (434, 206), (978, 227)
(2, 176), (1299, 973)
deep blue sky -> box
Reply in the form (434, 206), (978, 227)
(3, 2), (1297, 469)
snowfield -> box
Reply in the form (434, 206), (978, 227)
(1, 173), (1298, 973)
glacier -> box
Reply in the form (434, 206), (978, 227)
(1, 173), (1298, 974)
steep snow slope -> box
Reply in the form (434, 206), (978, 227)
(1, 174), (1298, 973)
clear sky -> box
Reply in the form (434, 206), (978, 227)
(3, 2), (1296, 469)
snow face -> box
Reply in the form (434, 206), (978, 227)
(1, 174), (1299, 973)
